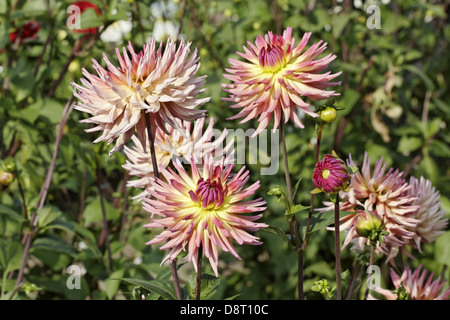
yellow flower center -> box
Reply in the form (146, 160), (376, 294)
(259, 44), (286, 74)
(322, 169), (331, 179)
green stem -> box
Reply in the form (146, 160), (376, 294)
(143, 111), (183, 301)
(298, 120), (324, 300)
(195, 246), (203, 300)
(334, 194), (342, 300)
(364, 244), (375, 300)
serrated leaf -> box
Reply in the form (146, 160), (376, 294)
(117, 278), (176, 300)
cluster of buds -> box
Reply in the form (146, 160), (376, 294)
(311, 278), (334, 299)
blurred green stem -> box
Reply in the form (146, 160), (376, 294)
(14, 96), (75, 296)
(334, 194), (342, 300)
(195, 246), (203, 300)
(143, 111), (183, 301)
(364, 244), (375, 300)
(298, 120), (324, 300)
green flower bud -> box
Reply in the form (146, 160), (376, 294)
(320, 106), (337, 122)
(355, 211), (383, 237)
(0, 170), (14, 186)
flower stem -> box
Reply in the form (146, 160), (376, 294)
(15, 96), (75, 293)
(143, 111), (183, 301)
(195, 246), (203, 300)
(334, 194), (342, 300)
(298, 120), (324, 300)
(96, 148), (113, 273)
(364, 244), (375, 300)
(280, 121), (305, 300)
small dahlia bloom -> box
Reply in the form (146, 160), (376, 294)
(370, 265), (450, 300)
(318, 153), (420, 261)
(143, 156), (267, 276)
(123, 117), (233, 200)
(407, 176), (447, 251)
(222, 27), (341, 136)
(312, 153), (350, 194)
(9, 21), (41, 44)
(72, 38), (208, 155)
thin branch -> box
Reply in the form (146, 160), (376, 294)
(14, 96), (75, 294)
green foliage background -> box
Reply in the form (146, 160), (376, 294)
(0, 0), (449, 300)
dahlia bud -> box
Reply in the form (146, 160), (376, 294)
(0, 170), (14, 186)
(319, 106), (337, 122)
(354, 210), (387, 245)
(312, 151), (350, 194)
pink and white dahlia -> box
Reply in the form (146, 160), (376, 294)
(319, 153), (420, 261)
(123, 117), (233, 200)
(370, 265), (450, 300)
(407, 176), (447, 251)
(143, 155), (267, 276)
(222, 27), (341, 136)
(72, 38), (208, 155)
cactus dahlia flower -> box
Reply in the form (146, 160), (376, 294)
(72, 38), (208, 155)
(318, 153), (420, 261)
(312, 153), (350, 194)
(370, 265), (450, 300)
(123, 117), (233, 201)
(222, 27), (341, 136)
(407, 177), (447, 251)
(143, 155), (267, 276)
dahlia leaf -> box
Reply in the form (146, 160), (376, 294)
(117, 278), (177, 300)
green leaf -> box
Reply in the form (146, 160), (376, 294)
(79, 8), (103, 29)
(397, 136), (423, 153)
(0, 241), (24, 274)
(299, 211), (354, 241)
(38, 206), (61, 228)
(105, 269), (125, 300)
(186, 273), (220, 300)
(31, 234), (78, 258)
(402, 65), (435, 91)
(435, 231), (450, 266)
(286, 204), (310, 217)
(117, 278), (176, 300)
(259, 225), (294, 249)
(0, 204), (25, 223)
(83, 197), (121, 225)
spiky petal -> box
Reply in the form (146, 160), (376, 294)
(72, 38), (208, 155)
(222, 27), (341, 136)
(143, 155), (267, 276)
(370, 265), (450, 300)
(123, 117), (233, 201)
(407, 176), (447, 251)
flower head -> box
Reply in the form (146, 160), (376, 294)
(312, 153), (350, 194)
(370, 265), (450, 300)
(143, 155), (267, 276)
(9, 21), (41, 44)
(318, 152), (420, 262)
(407, 176), (447, 251)
(222, 27), (341, 136)
(123, 117), (232, 200)
(72, 38), (208, 155)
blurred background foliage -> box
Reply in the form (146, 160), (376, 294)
(0, 0), (449, 300)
